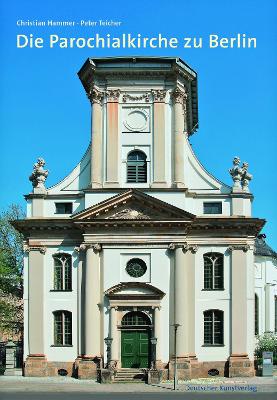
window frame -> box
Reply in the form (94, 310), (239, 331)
(203, 253), (224, 291)
(52, 310), (72, 347)
(203, 202), (222, 215)
(126, 150), (147, 183)
(55, 202), (73, 215)
(255, 293), (259, 335)
(203, 309), (224, 347)
(52, 253), (72, 292)
(125, 258), (147, 278)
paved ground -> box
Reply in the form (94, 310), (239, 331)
(0, 375), (276, 400)
(0, 392), (275, 400)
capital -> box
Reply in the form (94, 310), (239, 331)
(151, 89), (166, 102)
(228, 244), (250, 253)
(87, 86), (104, 104)
(171, 87), (188, 105)
(182, 242), (198, 253)
(106, 89), (121, 102)
(24, 245), (46, 254)
(88, 243), (102, 253)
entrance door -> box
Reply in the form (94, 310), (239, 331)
(121, 330), (149, 368)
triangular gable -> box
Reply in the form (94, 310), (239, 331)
(72, 189), (195, 221)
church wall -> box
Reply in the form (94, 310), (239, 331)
(44, 198), (84, 216)
(40, 191), (233, 218)
(44, 247), (78, 362)
(255, 256), (277, 334)
(195, 246), (231, 362)
(103, 247), (170, 363)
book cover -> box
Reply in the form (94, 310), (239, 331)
(0, 0), (276, 386)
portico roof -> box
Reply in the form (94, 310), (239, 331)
(72, 189), (195, 221)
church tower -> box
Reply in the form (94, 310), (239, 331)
(78, 57), (198, 190)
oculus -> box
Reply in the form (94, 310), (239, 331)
(126, 258), (147, 278)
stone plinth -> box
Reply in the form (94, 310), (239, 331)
(24, 354), (47, 377)
(100, 369), (114, 383)
(76, 357), (101, 380)
(228, 354), (254, 377)
(169, 357), (198, 380)
(147, 369), (163, 384)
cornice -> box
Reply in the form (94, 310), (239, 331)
(12, 215), (265, 238)
(24, 193), (84, 200)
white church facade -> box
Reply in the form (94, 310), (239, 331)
(14, 57), (276, 380)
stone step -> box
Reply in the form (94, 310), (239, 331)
(114, 369), (146, 382)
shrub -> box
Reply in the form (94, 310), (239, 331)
(255, 332), (277, 363)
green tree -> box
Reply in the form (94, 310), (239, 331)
(0, 204), (25, 339)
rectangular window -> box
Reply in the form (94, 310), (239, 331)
(54, 311), (72, 346)
(55, 203), (73, 214)
(203, 202), (222, 214)
(204, 310), (224, 345)
(54, 313), (63, 345)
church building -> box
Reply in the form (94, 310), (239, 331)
(14, 57), (276, 381)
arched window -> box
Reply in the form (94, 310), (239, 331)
(127, 150), (147, 183)
(203, 253), (224, 290)
(204, 310), (224, 345)
(53, 311), (72, 346)
(53, 253), (72, 291)
(121, 311), (151, 326)
(255, 294), (259, 335)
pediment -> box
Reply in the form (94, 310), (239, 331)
(72, 189), (195, 221)
(105, 282), (165, 300)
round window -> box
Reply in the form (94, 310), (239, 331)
(126, 258), (147, 278)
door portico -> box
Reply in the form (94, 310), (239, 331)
(105, 283), (165, 368)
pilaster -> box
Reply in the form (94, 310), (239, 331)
(110, 306), (118, 364)
(89, 87), (104, 188)
(228, 245), (255, 377)
(25, 246), (47, 377)
(84, 244), (102, 358)
(105, 89), (120, 188)
(151, 89), (167, 188)
(153, 306), (162, 366)
(171, 88), (187, 188)
(168, 244), (199, 379)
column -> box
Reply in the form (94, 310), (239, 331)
(229, 245), (254, 377)
(265, 284), (272, 332)
(154, 306), (161, 363)
(85, 244), (101, 357)
(90, 87), (104, 188)
(174, 245), (196, 358)
(151, 90), (167, 188)
(171, 88), (187, 188)
(28, 248), (45, 356)
(110, 306), (118, 363)
(105, 90), (120, 187)
(25, 246), (47, 377)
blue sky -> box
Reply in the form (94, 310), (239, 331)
(0, 0), (276, 247)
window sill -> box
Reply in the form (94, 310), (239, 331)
(202, 345), (225, 347)
(201, 289), (225, 291)
(50, 290), (72, 292)
(54, 213), (72, 215)
(51, 345), (73, 348)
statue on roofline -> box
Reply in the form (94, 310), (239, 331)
(29, 158), (49, 193)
